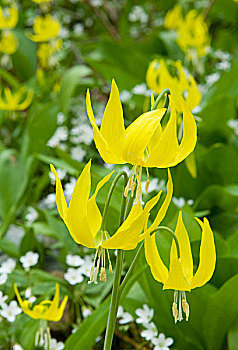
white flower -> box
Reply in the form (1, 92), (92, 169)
(192, 105), (201, 114)
(132, 83), (151, 96)
(82, 307), (91, 318)
(59, 27), (69, 39)
(57, 112), (65, 125)
(187, 199), (194, 206)
(49, 338), (64, 350)
(216, 61), (231, 71)
(70, 146), (86, 162)
(25, 207), (38, 224)
(64, 178), (77, 203)
(13, 345), (24, 350)
(79, 255), (94, 277)
(20, 251), (39, 271)
(120, 90), (132, 102)
(74, 23), (84, 36)
(214, 49), (231, 61)
(135, 304), (154, 325)
(0, 301), (22, 322)
(172, 197), (185, 208)
(151, 333), (174, 350)
(0, 258), (16, 274)
(117, 306), (133, 325)
(205, 73), (220, 87)
(0, 291), (8, 306)
(39, 193), (56, 209)
(47, 126), (68, 148)
(49, 168), (66, 184)
(64, 268), (84, 285)
(90, 0), (103, 7)
(0, 274), (7, 285)
(70, 124), (93, 145)
(66, 254), (84, 267)
(141, 322), (158, 341)
(24, 288), (36, 304)
(128, 6), (148, 24)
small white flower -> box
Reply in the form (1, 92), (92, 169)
(172, 197), (185, 208)
(135, 304), (154, 325)
(141, 322), (158, 341)
(0, 258), (16, 274)
(20, 251), (39, 271)
(82, 307), (91, 318)
(49, 338), (64, 350)
(128, 6), (148, 24)
(152, 333), (174, 350)
(132, 83), (151, 96)
(49, 168), (66, 184)
(24, 288), (36, 304)
(205, 73), (220, 87)
(117, 306), (133, 325)
(79, 255), (94, 277)
(74, 23), (84, 36)
(64, 178), (77, 203)
(70, 146), (86, 162)
(90, 0), (103, 7)
(25, 207), (38, 224)
(59, 27), (69, 39)
(39, 193), (56, 209)
(120, 90), (132, 102)
(64, 268), (84, 285)
(0, 273), (7, 285)
(70, 124), (93, 145)
(216, 61), (231, 71)
(13, 345), (24, 350)
(0, 291), (8, 306)
(0, 301), (22, 322)
(47, 126), (68, 148)
(187, 199), (194, 206)
(66, 254), (84, 267)
(214, 49), (231, 61)
(57, 112), (65, 125)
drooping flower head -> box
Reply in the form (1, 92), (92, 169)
(27, 14), (61, 42)
(144, 211), (216, 323)
(14, 283), (68, 321)
(146, 59), (201, 110)
(0, 5), (18, 29)
(51, 161), (172, 284)
(87, 80), (196, 204)
(0, 86), (33, 111)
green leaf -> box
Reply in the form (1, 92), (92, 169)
(0, 238), (19, 258)
(228, 319), (238, 350)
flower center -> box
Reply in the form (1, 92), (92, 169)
(124, 165), (150, 205)
(172, 290), (189, 323)
(89, 247), (113, 285)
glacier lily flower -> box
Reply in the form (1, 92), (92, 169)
(0, 5), (18, 29)
(50, 161), (171, 284)
(14, 283), (68, 321)
(0, 86), (33, 111)
(164, 4), (183, 30)
(27, 14), (61, 42)
(144, 211), (216, 323)
(146, 59), (201, 110)
(87, 80), (196, 204)
(0, 30), (18, 55)
(32, 0), (52, 3)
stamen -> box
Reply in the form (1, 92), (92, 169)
(182, 291), (190, 321)
(172, 290), (179, 323)
(134, 166), (144, 205)
(89, 248), (113, 284)
(106, 249), (113, 273)
(145, 167), (150, 193)
(178, 291), (183, 322)
(172, 290), (189, 323)
(124, 166), (136, 197)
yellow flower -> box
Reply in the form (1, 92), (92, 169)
(144, 211), (216, 323)
(32, 0), (52, 2)
(164, 4), (183, 29)
(27, 14), (61, 42)
(146, 59), (201, 110)
(14, 283), (68, 322)
(177, 10), (210, 58)
(0, 30), (18, 55)
(50, 160), (170, 284)
(37, 39), (62, 69)
(0, 5), (18, 29)
(0, 86), (34, 111)
(87, 80), (196, 203)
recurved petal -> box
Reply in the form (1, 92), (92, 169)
(67, 160), (95, 248)
(87, 171), (114, 239)
(144, 233), (168, 283)
(99, 80), (125, 161)
(86, 89), (124, 164)
(185, 75), (202, 110)
(163, 258), (191, 291)
(173, 211), (193, 283)
(43, 283), (61, 321)
(102, 203), (146, 250)
(50, 164), (68, 220)
(123, 108), (166, 165)
(14, 284), (38, 319)
(190, 218), (216, 289)
(18, 90), (34, 110)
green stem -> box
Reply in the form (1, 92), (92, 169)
(151, 88), (170, 111)
(101, 171), (128, 231)
(150, 226), (180, 258)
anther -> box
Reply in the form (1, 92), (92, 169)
(100, 267), (107, 282)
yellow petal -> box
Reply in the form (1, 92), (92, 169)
(150, 93), (155, 109)
(163, 258), (191, 291)
(86, 89), (124, 164)
(100, 79), (125, 162)
(185, 75), (202, 110)
(87, 171), (114, 239)
(50, 164), (68, 220)
(18, 90), (34, 110)
(42, 283), (60, 320)
(144, 232), (168, 283)
(123, 108), (166, 165)
(14, 284), (39, 319)
(173, 211), (193, 283)
(190, 218), (216, 289)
